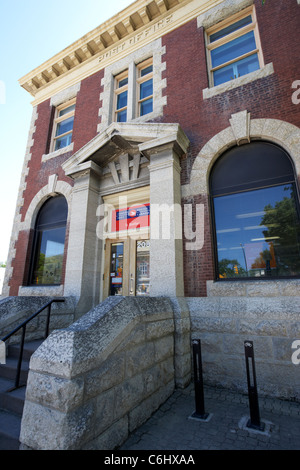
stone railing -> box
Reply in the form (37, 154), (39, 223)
(0, 296), (76, 344)
(20, 296), (191, 450)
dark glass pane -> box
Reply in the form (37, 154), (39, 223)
(110, 243), (123, 295)
(213, 53), (259, 86)
(58, 104), (75, 117)
(54, 133), (72, 150)
(117, 109), (127, 122)
(141, 65), (153, 77)
(56, 116), (74, 137)
(140, 98), (153, 116)
(211, 31), (256, 68)
(36, 196), (68, 228)
(32, 227), (66, 285)
(118, 77), (128, 88)
(140, 79), (153, 100)
(210, 142), (295, 196)
(214, 184), (300, 278)
(117, 90), (128, 110)
(210, 16), (252, 42)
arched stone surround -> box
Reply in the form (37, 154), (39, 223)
(182, 111), (300, 198)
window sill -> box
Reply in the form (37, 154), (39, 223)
(203, 62), (274, 100)
(42, 142), (74, 162)
(207, 277), (300, 297)
(18, 285), (64, 296)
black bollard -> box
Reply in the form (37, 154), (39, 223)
(244, 340), (265, 431)
(191, 339), (209, 420)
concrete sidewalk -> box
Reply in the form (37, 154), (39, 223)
(120, 384), (300, 451)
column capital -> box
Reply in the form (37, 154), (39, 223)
(138, 124), (189, 159)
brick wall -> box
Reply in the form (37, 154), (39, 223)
(72, 70), (104, 153)
(9, 69), (104, 295)
(9, 0), (300, 297)
(161, 0), (300, 297)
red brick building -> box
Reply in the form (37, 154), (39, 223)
(2, 0), (300, 402)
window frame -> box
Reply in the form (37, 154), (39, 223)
(51, 98), (76, 153)
(114, 70), (129, 123)
(136, 58), (153, 118)
(209, 142), (300, 281)
(206, 6), (264, 88)
(29, 196), (68, 286)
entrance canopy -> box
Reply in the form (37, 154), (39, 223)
(62, 122), (189, 178)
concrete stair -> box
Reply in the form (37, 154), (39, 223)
(0, 340), (43, 450)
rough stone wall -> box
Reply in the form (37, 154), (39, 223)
(0, 296), (76, 345)
(161, 0), (300, 297)
(20, 296), (190, 450)
(187, 280), (300, 401)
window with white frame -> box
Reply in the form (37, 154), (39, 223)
(137, 58), (153, 117)
(206, 6), (263, 87)
(113, 58), (154, 123)
(114, 70), (129, 122)
(52, 99), (76, 151)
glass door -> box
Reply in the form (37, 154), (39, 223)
(103, 236), (150, 298)
(109, 242), (124, 296)
(135, 239), (150, 295)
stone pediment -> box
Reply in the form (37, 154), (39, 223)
(62, 122), (189, 181)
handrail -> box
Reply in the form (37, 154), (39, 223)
(1, 297), (65, 389)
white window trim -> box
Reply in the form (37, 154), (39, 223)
(205, 5), (265, 89)
(114, 70), (129, 123)
(136, 58), (153, 118)
(50, 98), (76, 154)
(98, 39), (166, 133)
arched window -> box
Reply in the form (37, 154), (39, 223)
(210, 141), (300, 279)
(30, 195), (68, 285)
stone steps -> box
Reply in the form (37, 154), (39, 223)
(0, 340), (43, 450)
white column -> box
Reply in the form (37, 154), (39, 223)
(145, 141), (187, 297)
(64, 164), (102, 315)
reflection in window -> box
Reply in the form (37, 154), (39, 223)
(211, 142), (300, 279)
(115, 71), (128, 122)
(109, 242), (124, 295)
(31, 196), (68, 285)
(136, 240), (150, 295)
(53, 100), (75, 151)
(207, 7), (262, 87)
(137, 59), (153, 117)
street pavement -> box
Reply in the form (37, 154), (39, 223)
(120, 383), (300, 451)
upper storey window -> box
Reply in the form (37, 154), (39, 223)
(52, 98), (76, 151)
(113, 58), (154, 123)
(115, 71), (128, 123)
(206, 7), (263, 87)
(137, 59), (153, 117)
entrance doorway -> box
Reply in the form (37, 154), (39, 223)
(104, 237), (150, 297)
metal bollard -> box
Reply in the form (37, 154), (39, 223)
(244, 340), (265, 431)
(191, 339), (209, 420)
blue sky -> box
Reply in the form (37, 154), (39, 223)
(0, 0), (134, 263)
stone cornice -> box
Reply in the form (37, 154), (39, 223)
(19, 0), (225, 104)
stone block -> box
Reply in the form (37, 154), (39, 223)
(85, 353), (125, 398)
(26, 371), (84, 413)
(83, 416), (129, 450)
(125, 342), (155, 378)
(153, 335), (174, 362)
(145, 319), (174, 341)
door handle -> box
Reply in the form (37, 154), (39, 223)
(130, 274), (134, 295)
